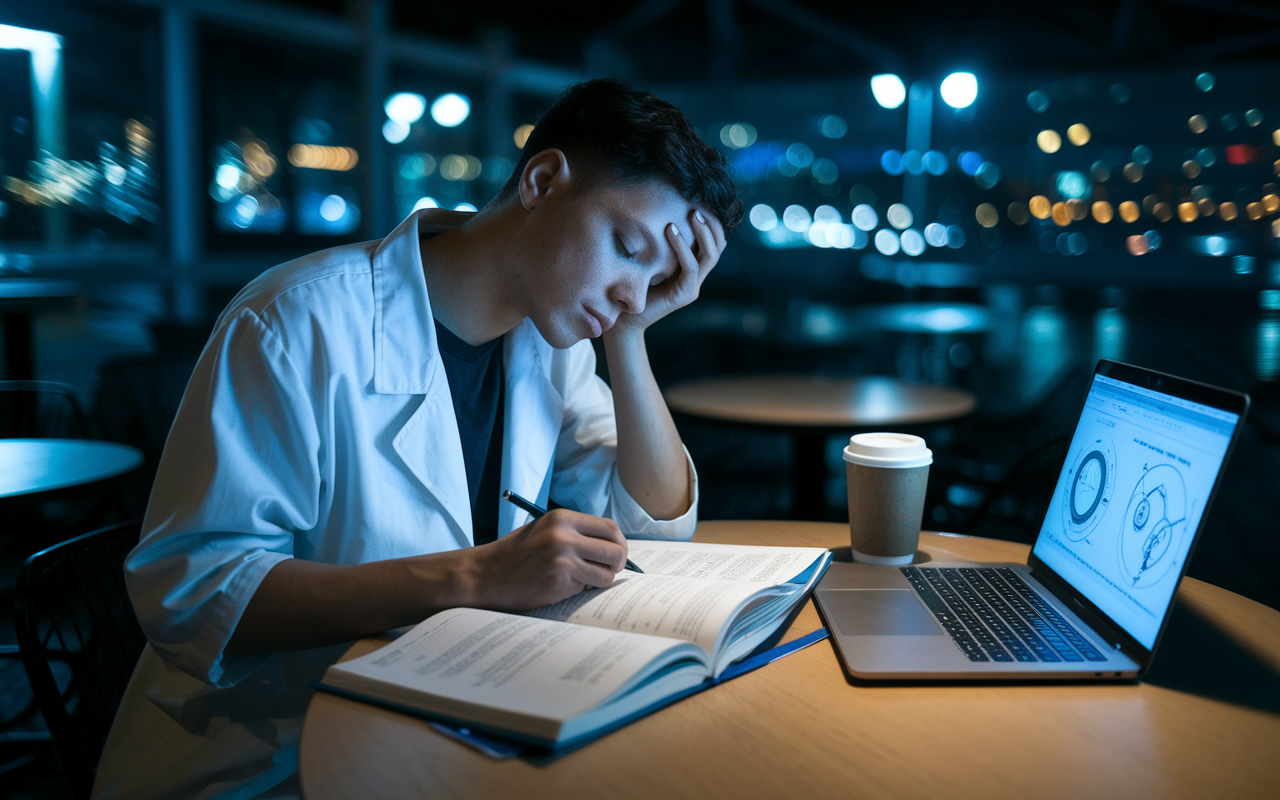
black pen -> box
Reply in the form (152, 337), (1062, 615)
(501, 490), (644, 573)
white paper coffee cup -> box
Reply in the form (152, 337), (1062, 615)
(844, 433), (932, 566)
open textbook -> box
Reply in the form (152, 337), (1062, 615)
(320, 540), (832, 749)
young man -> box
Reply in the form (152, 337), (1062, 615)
(93, 79), (742, 798)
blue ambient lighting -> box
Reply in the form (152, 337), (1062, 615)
(1055, 171), (1090, 200)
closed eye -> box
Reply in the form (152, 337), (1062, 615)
(615, 234), (634, 260)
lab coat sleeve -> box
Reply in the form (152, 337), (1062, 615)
(549, 340), (698, 541)
(125, 308), (321, 688)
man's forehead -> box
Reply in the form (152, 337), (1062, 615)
(596, 181), (696, 222)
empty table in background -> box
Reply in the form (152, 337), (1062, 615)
(0, 439), (144, 509)
(664, 375), (976, 519)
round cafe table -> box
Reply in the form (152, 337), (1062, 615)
(664, 375), (976, 519)
(0, 438), (144, 508)
(299, 521), (1280, 800)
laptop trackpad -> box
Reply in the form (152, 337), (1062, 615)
(818, 589), (944, 636)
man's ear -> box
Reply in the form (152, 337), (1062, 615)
(518, 149), (570, 212)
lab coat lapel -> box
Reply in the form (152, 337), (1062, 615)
(498, 319), (563, 536)
(374, 210), (472, 546)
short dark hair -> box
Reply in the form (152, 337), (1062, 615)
(499, 79), (743, 231)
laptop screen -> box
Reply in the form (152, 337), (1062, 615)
(1031, 372), (1240, 650)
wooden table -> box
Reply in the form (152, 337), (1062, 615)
(299, 521), (1280, 800)
(0, 279), (78, 380)
(664, 375), (976, 519)
(0, 438), (144, 507)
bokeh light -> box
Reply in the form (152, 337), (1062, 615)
(1067, 123), (1091, 145)
(1055, 171), (1089, 200)
(720, 122), (758, 149)
(958, 151), (983, 175)
(384, 93), (426, 124)
(880, 150), (904, 175)
(513, 124), (534, 149)
(783, 204), (811, 232)
(1189, 115), (1208, 134)
(924, 222), (948, 246)
(1132, 145), (1153, 165)
(1029, 195), (1051, 219)
(1245, 109), (1264, 127)
(974, 161), (1001, 189)
(1092, 201), (1114, 223)
(939, 72), (978, 109)
(1153, 202), (1173, 222)
(975, 203), (998, 227)
(870, 74), (906, 109)
(1219, 201), (1239, 222)
(430, 93), (471, 127)
(1119, 201), (1140, 223)
(749, 203), (778, 231)
(851, 204), (878, 231)
(382, 119), (410, 144)
(1182, 160), (1201, 179)
(874, 228), (901, 255)
(818, 114), (847, 138)
(1178, 201), (1198, 223)
(1037, 129), (1062, 154)
(886, 203), (913, 230)
(319, 194), (347, 222)
(900, 229), (926, 256)
(1051, 202), (1071, 226)
(1195, 72), (1215, 92)
(411, 196), (438, 211)
(1026, 90), (1049, 113)
(1126, 235), (1149, 256)
(1123, 162), (1143, 182)
(1091, 161), (1111, 182)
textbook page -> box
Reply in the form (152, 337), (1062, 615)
(324, 608), (706, 739)
(526, 573), (789, 657)
(627, 539), (828, 585)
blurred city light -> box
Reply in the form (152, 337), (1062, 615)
(382, 119), (410, 144)
(319, 194), (347, 222)
(1037, 129), (1062, 154)
(454, 202), (477, 211)
(817, 114), (847, 138)
(287, 144), (358, 171)
(431, 93), (471, 127)
(514, 124), (534, 149)
(900, 229), (925, 256)
(384, 92), (426, 124)
(851, 204), (878, 231)
(412, 197), (439, 211)
(720, 123), (758, 149)
(1055, 171), (1089, 200)
(749, 203), (778, 231)
(1067, 123), (1091, 146)
(783, 204), (812, 232)
(939, 72), (977, 109)
(870, 74), (906, 109)
(1195, 72), (1215, 92)
(1026, 90), (1049, 113)
(874, 229), (900, 255)
(886, 203), (913, 230)
(958, 151), (983, 175)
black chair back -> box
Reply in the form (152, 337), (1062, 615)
(14, 519), (146, 797)
(0, 380), (89, 439)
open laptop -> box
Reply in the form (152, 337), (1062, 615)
(815, 360), (1249, 680)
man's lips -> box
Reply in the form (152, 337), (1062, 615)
(585, 307), (614, 337)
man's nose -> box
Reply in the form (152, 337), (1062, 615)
(613, 281), (647, 315)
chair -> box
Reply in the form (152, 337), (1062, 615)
(14, 519), (146, 797)
(0, 381), (90, 440)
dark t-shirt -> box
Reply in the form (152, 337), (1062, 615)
(433, 318), (504, 545)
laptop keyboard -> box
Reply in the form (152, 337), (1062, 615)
(901, 567), (1109, 663)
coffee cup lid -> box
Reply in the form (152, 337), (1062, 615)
(843, 432), (932, 469)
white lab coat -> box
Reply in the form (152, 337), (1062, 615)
(92, 209), (698, 799)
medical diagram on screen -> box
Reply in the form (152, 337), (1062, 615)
(1036, 378), (1233, 645)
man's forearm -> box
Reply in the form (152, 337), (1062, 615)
(224, 550), (478, 656)
(602, 326), (692, 521)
